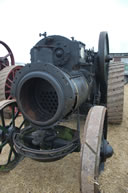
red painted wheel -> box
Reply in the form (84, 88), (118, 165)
(0, 66), (23, 101)
(0, 41), (15, 71)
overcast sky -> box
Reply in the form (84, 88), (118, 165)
(0, 0), (128, 63)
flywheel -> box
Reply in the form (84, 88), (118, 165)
(98, 31), (112, 104)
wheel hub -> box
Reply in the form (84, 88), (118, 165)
(100, 138), (113, 162)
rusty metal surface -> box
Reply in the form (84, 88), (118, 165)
(0, 99), (16, 110)
(80, 106), (106, 193)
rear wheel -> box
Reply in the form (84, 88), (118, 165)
(107, 62), (124, 124)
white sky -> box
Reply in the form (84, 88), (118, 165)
(0, 0), (128, 63)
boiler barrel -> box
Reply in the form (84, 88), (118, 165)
(11, 63), (89, 127)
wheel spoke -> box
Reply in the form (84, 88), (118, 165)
(9, 109), (20, 127)
(12, 105), (15, 127)
(7, 144), (13, 164)
(7, 77), (13, 84)
(1, 110), (5, 127)
(0, 140), (8, 151)
(1, 63), (6, 67)
(5, 82), (11, 88)
(19, 120), (26, 130)
(3, 53), (10, 60)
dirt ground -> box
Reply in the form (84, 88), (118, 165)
(0, 86), (128, 193)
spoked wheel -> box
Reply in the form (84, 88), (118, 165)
(98, 32), (111, 103)
(80, 106), (113, 193)
(0, 66), (23, 101)
(0, 41), (15, 70)
(0, 100), (24, 172)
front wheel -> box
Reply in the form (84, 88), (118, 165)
(80, 106), (113, 193)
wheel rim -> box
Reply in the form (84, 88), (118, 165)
(80, 106), (107, 193)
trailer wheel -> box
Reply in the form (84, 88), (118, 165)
(107, 62), (124, 124)
(80, 106), (107, 193)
